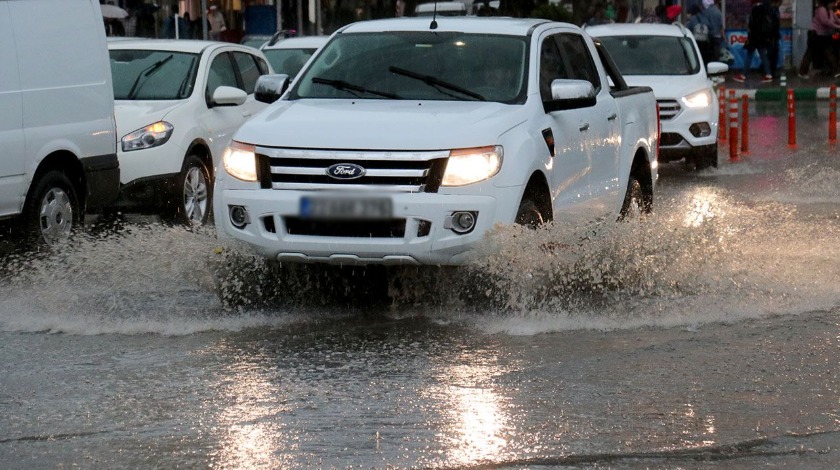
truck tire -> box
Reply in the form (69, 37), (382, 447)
(23, 170), (79, 247)
(695, 144), (718, 170)
(170, 155), (211, 226)
(515, 197), (545, 228)
(618, 174), (651, 221)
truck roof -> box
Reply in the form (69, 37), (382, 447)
(337, 17), (562, 36)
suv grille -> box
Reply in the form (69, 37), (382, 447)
(657, 99), (681, 120)
(257, 148), (449, 193)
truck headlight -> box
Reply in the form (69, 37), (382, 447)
(681, 89), (712, 108)
(121, 121), (173, 152)
(222, 141), (257, 182)
(442, 145), (503, 186)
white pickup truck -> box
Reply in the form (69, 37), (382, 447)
(213, 17), (658, 266)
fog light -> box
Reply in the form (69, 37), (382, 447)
(229, 205), (250, 228)
(689, 122), (712, 138)
(445, 211), (477, 234)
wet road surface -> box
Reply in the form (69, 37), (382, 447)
(1, 99), (839, 468)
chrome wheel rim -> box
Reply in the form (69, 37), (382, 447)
(183, 166), (208, 225)
(39, 187), (73, 245)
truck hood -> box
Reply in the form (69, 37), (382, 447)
(114, 101), (182, 137)
(622, 75), (710, 100)
(235, 99), (525, 150)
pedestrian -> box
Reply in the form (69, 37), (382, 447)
(207, 5), (226, 41)
(686, 3), (713, 63)
(585, 3), (611, 26)
(812, 0), (840, 78)
(767, 0), (782, 78)
(733, 0), (774, 83)
(703, 0), (724, 63)
(161, 6), (189, 39)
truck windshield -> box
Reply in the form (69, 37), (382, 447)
(597, 35), (700, 76)
(291, 32), (528, 103)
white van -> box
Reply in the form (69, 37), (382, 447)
(0, 0), (119, 247)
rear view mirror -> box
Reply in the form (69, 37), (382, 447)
(211, 85), (248, 107)
(545, 79), (597, 112)
(706, 62), (729, 76)
(255, 74), (290, 104)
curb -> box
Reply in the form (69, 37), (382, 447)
(736, 87), (834, 101)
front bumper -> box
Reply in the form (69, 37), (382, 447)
(215, 187), (521, 266)
(658, 101), (718, 161)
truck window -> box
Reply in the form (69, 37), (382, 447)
(538, 35), (568, 102)
(557, 34), (601, 92)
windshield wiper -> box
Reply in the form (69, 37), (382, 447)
(127, 54), (173, 99)
(311, 77), (401, 99)
(388, 66), (485, 101)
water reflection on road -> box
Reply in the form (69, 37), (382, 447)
(0, 100), (839, 468)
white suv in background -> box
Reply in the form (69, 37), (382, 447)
(587, 23), (728, 170)
(108, 39), (272, 225)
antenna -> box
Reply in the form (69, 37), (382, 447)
(430, 1), (438, 30)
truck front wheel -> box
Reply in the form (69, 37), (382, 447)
(515, 197), (545, 228)
(23, 171), (80, 247)
(618, 174), (652, 221)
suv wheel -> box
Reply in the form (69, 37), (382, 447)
(171, 155), (212, 226)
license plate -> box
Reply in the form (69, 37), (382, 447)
(300, 196), (393, 220)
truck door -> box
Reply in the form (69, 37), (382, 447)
(0, 2), (25, 217)
(556, 33), (621, 217)
(538, 32), (593, 222)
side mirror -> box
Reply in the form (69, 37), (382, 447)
(545, 79), (597, 112)
(211, 85), (248, 107)
(706, 62), (729, 76)
(255, 74), (290, 104)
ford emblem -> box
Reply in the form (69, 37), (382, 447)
(326, 163), (366, 180)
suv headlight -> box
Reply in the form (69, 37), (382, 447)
(681, 89), (712, 108)
(121, 121), (173, 152)
(442, 145), (503, 186)
(222, 141), (257, 182)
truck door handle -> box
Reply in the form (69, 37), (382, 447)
(607, 113), (618, 121)
(579, 122), (590, 131)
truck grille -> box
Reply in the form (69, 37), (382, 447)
(657, 99), (681, 120)
(257, 148), (449, 193)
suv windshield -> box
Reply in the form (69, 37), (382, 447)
(291, 32), (528, 103)
(110, 50), (199, 100)
(598, 35), (700, 76)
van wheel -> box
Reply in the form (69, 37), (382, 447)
(515, 197), (544, 228)
(23, 171), (80, 247)
(171, 155), (212, 226)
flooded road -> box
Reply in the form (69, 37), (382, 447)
(1, 100), (839, 468)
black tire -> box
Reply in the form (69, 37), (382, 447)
(618, 174), (652, 221)
(171, 155), (212, 226)
(515, 197), (544, 228)
(22, 171), (80, 247)
(695, 144), (718, 170)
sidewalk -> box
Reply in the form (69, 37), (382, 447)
(721, 67), (839, 100)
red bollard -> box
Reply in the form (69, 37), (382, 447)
(788, 88), (796, 148)
(830, 84), (837, 144)
(719, 86), (727, 142)
(740, 94), (749, 155)
(729, 89), (739, 162)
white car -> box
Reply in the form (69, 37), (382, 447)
(214, 18), (659, 266)
(260, 36), (329, 81)
(587, 23), (728, 170)
(108, 39), (272, 225)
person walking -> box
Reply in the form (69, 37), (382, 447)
(733, 0), (775, 83)
(703, 0), (724, 63)
(207, 5), (226, 41)
(811, 0), (840, 77)
(686, 3), (713, 63)
(767, 0), (782, 78)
